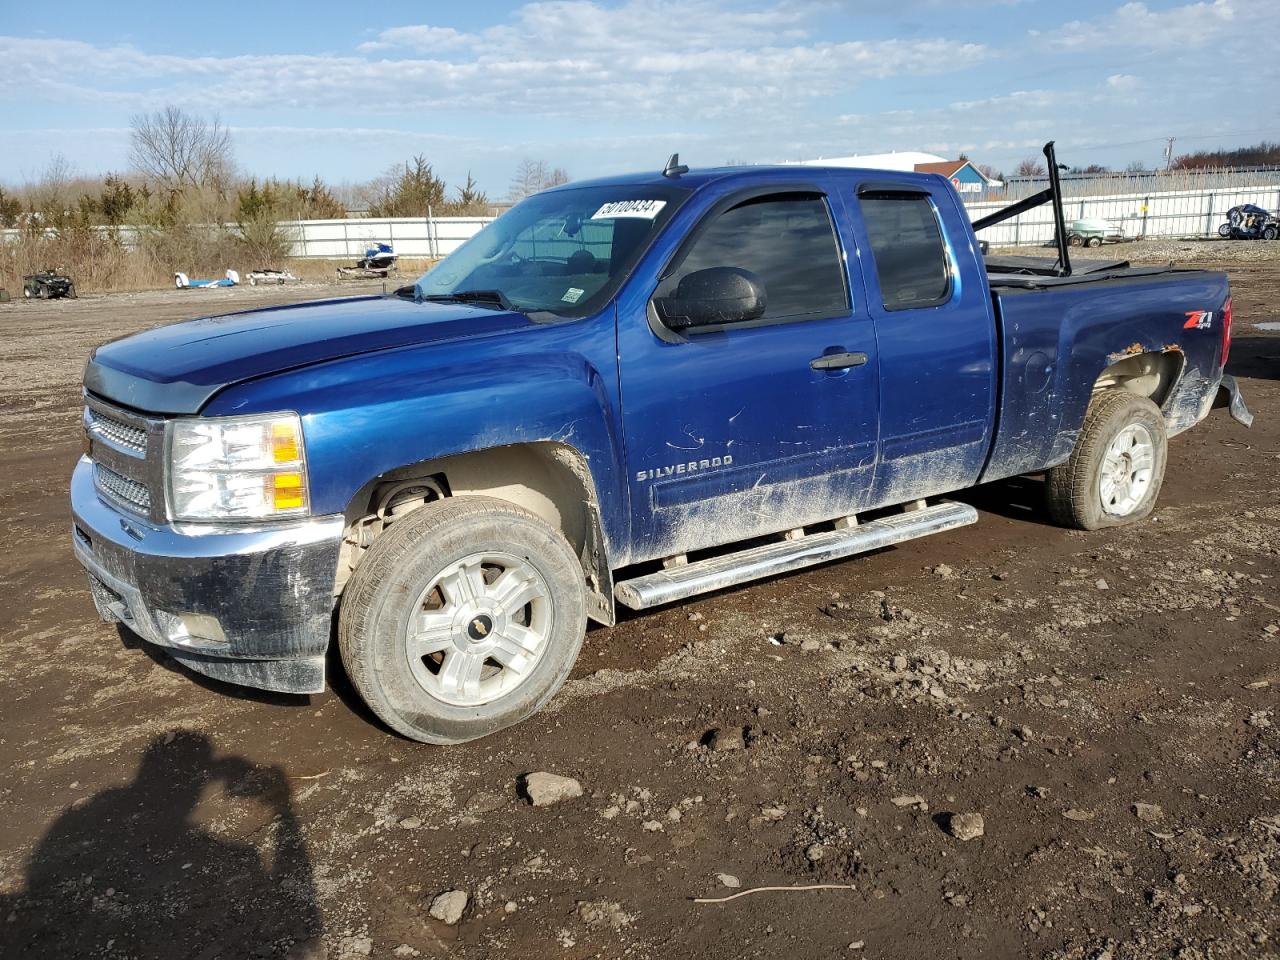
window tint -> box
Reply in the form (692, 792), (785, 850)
(859, 194), (951, 310)
(662, 195), (848, 322)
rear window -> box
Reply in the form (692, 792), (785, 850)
(860, 194), (951, 310)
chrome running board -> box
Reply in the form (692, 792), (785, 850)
(614, 501), (978, 610)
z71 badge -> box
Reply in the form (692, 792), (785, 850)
(1183, 310), (1214, 330)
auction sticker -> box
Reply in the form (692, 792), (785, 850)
(561, 287), (585, 303)
(591, 199), (666, 220)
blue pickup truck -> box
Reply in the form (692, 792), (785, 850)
(73, 144), (1251, 743)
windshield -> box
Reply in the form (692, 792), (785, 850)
(415, 184), (688, 317)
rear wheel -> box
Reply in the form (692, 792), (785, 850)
(339, 496), (588, 744)
(1045, 390), (1167, 530)
(1264, 225), (1278, 241)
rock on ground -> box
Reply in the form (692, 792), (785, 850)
(945, 812), (985, 841)
(577, 900), (634, 929)
(1132, 802), (1163, 822)
(707, 726), (746, 751)
(522, 772), (583, 806)
(429, 890), (469, 925)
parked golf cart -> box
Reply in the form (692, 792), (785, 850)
(1218, 204), (1279, 240)
(23, 269), (77, 299)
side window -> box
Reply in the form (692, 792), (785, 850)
(660, 194), (848, 322)
(859, 193), (951, 310)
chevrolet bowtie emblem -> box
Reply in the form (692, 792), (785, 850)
(471, 618), (489, 637)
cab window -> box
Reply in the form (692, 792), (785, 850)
(659, 194), (849, 322)
(859, 193), (951, 310)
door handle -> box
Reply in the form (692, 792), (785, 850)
(810, 351), (868, 371)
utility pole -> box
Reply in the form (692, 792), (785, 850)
(1163, 137), (1175, 172)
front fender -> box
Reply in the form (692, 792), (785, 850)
(203, 320), (630, 559)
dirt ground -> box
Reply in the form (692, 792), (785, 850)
(0, 256), (1277, 960)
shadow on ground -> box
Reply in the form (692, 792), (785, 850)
(0, 732), (323, 960)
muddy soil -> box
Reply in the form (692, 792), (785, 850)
(0, 269), (1277, 960)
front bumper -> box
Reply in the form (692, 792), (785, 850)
(70, 456), (344, 694)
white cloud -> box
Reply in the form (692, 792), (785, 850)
(0, 2), (990, 121)
(1048, 0), (1239, 50)
(358, 25), (474, 53)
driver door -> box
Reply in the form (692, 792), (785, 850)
(616, 185), (881, 564)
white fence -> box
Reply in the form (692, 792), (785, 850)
(962, 183), (1280, 246)
(0, 216), (494, 260)
(285, 216), (490, 259)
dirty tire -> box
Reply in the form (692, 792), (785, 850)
(338, 496), (588, 744)
(1045, 390), (1167, 530)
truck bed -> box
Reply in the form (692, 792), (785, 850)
(978, 264), (1230, 485)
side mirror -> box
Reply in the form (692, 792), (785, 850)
(655, 267), (767, 331)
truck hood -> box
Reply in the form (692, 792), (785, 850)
(85, 295), (538, 414)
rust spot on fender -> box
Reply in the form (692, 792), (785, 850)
(1107, 342), (1147, 363)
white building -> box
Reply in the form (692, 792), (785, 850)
(791, 151), (949, 172)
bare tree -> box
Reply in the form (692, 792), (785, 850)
(129, 106), (234, 193)
(509, 159), (570, 201)
(29, 153), (76, 226)
(1015, 157), (1047, 177)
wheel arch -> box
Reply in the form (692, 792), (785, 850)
(336, 441), (616, 625)
(1091, 348), (1185, 412)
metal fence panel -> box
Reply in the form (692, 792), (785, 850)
(962, 184), (1280, 246)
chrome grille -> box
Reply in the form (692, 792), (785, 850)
(86, 407), (147, 454)
(94, 463), (152, 513)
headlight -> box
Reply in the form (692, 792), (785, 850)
(167, 413), (310, 521)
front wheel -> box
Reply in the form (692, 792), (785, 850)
(338, 496), (588, 744)
(1264, 225), (1278, 241)
(1045, 391), (1167, 530)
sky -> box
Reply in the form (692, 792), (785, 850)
(2, 0), (1278, 196)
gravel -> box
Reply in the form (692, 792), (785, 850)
(992, 236), (1280, 266)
